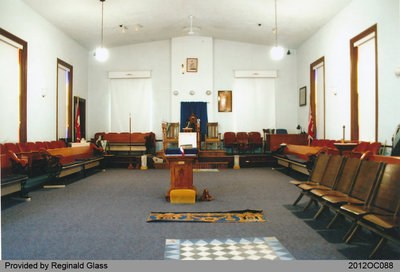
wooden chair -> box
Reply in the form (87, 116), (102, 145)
(162, 122), (180, 152)
(309, 157), (361, 220)
(319, 160), (383, 240)
(204, 122), (221, 150)
(296, 155), (346, 211)
(341, 163), (400, 258)
(290, 152), (331, 195)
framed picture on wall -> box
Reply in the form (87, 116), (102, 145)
(186, 58), (198, 72)
(299, 86), (306, 106)
(218, 90), (232, 112)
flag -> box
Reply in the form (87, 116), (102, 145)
(180, 146), (185, 156)
(307, 105), (314, 145)
(75, 101), (81, 142)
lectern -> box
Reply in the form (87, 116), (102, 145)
(164, 155), (197, 202)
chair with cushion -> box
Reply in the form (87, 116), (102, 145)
(236, 132), (249, 154)
(223, 132), (237, 154)
(204, 122), (221, 150)
(276, 129), (288, 134)
(248, 132), (263, 154)
(162, 122), (180, 152)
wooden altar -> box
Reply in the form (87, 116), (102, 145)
(165, 155), (197, 202)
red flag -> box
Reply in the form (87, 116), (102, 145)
(307, 105), (314, 145)
(75, 102), (81, 142)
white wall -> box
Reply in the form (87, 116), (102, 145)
(0, 0), (89, 142)
(214, 39), (298, 135)
(88, 40), (171, 139)
(170, 36), (214, 122)
(297, 0), (400, 144)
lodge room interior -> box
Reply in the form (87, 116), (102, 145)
(1, 0), (400, 261)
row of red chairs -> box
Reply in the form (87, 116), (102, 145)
(1, 140), (67, 177)
(223, 132), (263, 153)
(310, 139), (381, 156)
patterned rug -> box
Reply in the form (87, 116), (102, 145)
(147, 209), (267, 223)
(164, 237), (295, 260)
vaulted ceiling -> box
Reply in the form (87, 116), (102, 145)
(22, 0), (352, 50)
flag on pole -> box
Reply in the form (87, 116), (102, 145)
(75, 99), (81, 142)
(307, 105), (314, 145)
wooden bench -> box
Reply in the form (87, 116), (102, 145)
(98, 132), (155, 155)
(274, 144), (328, 175)
(40, 144), (103, 179)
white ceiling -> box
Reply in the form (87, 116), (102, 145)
(22, 0), (352, 50)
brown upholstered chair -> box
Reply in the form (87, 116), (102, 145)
(223, 132), (237, 154)
(340, 163), (400, 258)
(248, 132), (263, 154)
(162, 122), (180, 151)
(236, 132), (249, 154)
(204, 122), (221, 150)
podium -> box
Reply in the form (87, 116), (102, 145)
(164, 155), (197, 202)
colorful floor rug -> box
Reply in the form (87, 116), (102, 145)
(164, 237), (295, 260)
(193, 169), (220, 172)
(147, 209), (267, 223)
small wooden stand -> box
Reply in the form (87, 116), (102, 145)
(165, 155), (197, 202)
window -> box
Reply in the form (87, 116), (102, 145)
(0, 28), (27, 143)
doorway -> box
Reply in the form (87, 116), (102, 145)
(310, 57), (325, 139)
(350, 24), (378, 141)
(57, 58), (73, 141)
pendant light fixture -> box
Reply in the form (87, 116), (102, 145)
(270, 0), (284, 60)
(94, 0), (108, 62)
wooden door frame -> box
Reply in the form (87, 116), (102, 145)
(0, 28), (27, 143)
(350, 24), (378, 141)
(310, 56), (325, 139)
(56, 58), (73, 141)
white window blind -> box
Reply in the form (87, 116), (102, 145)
(109, 78), (153, 132)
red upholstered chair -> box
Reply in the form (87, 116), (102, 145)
(55, 140), (67, 148)
(368, 142), (381, 155)
(35, 141), (47, 150)
(237, 132), (249, 154)
(223, 132), (237, 154)
(5, 143), (20, 154)
(248, 132), (263, 154)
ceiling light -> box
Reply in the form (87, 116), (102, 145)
(94, 0), (108, 62)
(270, 0), (284, 61)
(183, 15), (201, 35)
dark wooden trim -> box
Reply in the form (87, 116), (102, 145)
(56, 58), (73, 141)
(0, 28), (28, 143)
(350, 24), (378, 141)
(310, 56), (325, 139)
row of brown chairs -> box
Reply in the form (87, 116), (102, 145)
(290, 153), (400, 258)
(223, 132), (263, 154)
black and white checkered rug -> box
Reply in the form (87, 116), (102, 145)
(164, 237), (295, 260)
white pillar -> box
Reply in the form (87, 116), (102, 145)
(141, 155), (148, 170)
(233, 155), (240, 169)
